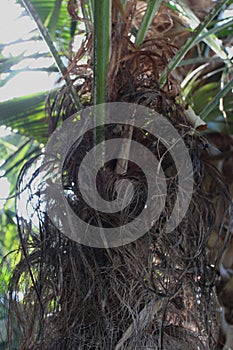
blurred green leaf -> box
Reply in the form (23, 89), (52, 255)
(159, 0), (230, 87)
(21, 0), (73, 50)
(200, 76), (233, 120)
(0, 91), (56, 142)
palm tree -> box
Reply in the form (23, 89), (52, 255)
(1, 0), (233, 349)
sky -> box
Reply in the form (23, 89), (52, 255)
(0, 0), (84, 210)
(0, 0), (58, 102)
(0, 0), (58, 208)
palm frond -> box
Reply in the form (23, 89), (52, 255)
(159, 0), (230, 87)
(0, 92), (55, 142)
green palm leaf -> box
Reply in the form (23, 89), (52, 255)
(0, 91), (55, 142)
